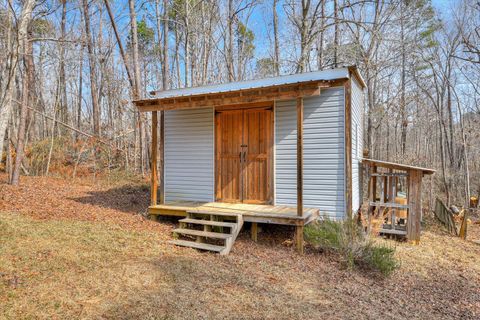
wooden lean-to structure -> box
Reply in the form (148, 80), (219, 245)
(363, 159), (435, 243)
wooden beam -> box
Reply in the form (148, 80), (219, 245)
(344, 79), (353, 218)
(159, 110), (165, 204)
(151, 111), (158, 206)
(369, 202), (409, 209)
(297, 97), (303, 217)
(362, 158), (435, 175)
(371, 172), (408, 177)
(407, 169), (422, 243)
(135, 82), (333, 112)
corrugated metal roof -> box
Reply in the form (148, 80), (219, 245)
(148, 68), (351, 100)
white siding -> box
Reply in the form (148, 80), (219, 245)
(274, 87), (346, 219)
(274, 100), (297, 205)
(351, 78), (364, 213)
(164, 107), (214, 202)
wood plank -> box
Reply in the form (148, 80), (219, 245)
(151, 203), (315, 215)
(369, 202), (409, 209)
(362, 158), (435, 175)
(379, 228), (407, 235)
(149, 201), (317, 229)
(173, 228), (232, 239)
(216, 101), (273, 111)
(297, 97), (303, 217)
(149, 207), (187, 217)
(168, 240), (224, 252)
(243, 108), (273, 204)
(215, 110), (243, 202)
(151, 111), (158, 206)
(407, 169), (422, 243)
(188, 209), (242, 217)
(371, 172), (408, 177)
(135, 82), (328, 112)
(179, 218), (237, 228)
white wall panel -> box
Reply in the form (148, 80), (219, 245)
(164, 107), (214, 202)
(275, 87), (345, 218)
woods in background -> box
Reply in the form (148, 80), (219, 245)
(0, 0), (479, 208)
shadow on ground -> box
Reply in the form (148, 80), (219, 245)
(70, 184), (150, 214)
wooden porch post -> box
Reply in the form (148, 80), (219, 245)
(151, 111), (158, 206)
(407, 169), (422, 244)
(159, 110), (165, 204)
(296, 97), (304, 253)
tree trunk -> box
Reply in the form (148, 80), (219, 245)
(0, 0), (35, 166)
(227, 0), (234, 81)
(333, 0), (339, 67)
(273, 0), (280, 75)
(81, 0), (101, 136)
(104, 0), (135, 91)
(59, 0), (68, 128)
(76, 42), (84, 142)
(11, 29), (34, 185)
(128, 0), (146, 174)
(174, 24), (181, 88)
(317, 0), (325, 70)
(184, 0), (190, 87)
(400, 0), (407, 155)
(297, 0), (308, 73)
(163, 0), (169, 90)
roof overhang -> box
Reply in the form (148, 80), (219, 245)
(362, 158), (435, 175)
(348, 66), (367, 88)
(133, 67), (364, 112)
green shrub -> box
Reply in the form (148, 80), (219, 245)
(305, 219), (399, 276)
(361, 243), (399, 276)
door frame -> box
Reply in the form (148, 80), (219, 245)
(214, 102), (274, 205)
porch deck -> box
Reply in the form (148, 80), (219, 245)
(149, 201), (319, 226)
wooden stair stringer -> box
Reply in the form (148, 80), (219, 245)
(222, 213), (243, 255)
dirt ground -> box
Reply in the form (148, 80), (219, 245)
(1, 173), (479, 319)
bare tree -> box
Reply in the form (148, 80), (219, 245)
(129, 0), (147, 174)
(81, 0), (101, 136)
(0, 0), (36, 164)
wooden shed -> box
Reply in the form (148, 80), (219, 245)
(134, 66), (366, 254)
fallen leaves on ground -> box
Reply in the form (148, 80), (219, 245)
(0, 173), (479, 319)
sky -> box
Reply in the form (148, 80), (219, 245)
(248, 0), (457, 64)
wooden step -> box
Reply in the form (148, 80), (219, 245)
(168, 240), (224, 253)
(172, 210), (244, 255)
(179, 218), (237, 228)
(173, 228), (232, 239)
(379, 228), (407, 235)
(188, 209), (242, 217)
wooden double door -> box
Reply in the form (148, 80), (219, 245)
(215, 107), (273, 204)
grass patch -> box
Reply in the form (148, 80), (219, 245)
(305, 219), (399, 276)
(0, 212), (167, 318)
